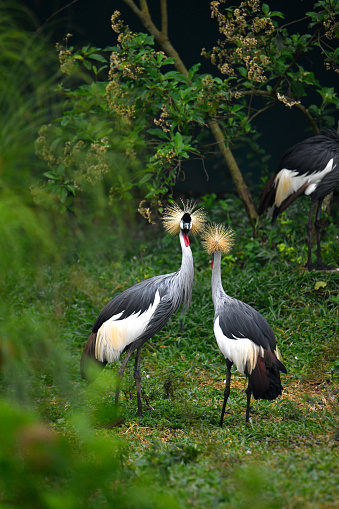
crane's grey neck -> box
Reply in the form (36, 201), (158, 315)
(211, 251), (227, 309)
(176, 229), (194, 312)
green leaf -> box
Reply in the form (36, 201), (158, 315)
(173, 131), (184, 150)
(163, 71), (181, 80)
(65, 184), (76, 195)
(83, 60), (92, 70)
(138, 173), (153, 186)
(273, 33), (285, 52)
(262, 3), (269, 15)
(57, 187), (68, 203)
(238, 67), (247, 77)
(43, 171), (60, 180)
(188, 63), (201, 81)
(291, 81), (306, 97)
(270, 11), (285, 18)
(89, 54), (107, 63)
(56, 164), (66, 176)
(147, 128), (170, 140)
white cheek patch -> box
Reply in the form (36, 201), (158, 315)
(214, 316), (264, 375)
(95, 291), (161, 363)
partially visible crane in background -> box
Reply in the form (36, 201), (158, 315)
(81, 201), (206, 416)
(202, 224), (287, 424)
(258, 129), (339, 270)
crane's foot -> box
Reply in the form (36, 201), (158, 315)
(306, 262), (338, 271)
(316, 264), (338, 271)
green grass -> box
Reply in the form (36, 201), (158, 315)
(1, 195), (338, 508)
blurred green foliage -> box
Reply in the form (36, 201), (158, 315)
(0, 2), (60, 192)
(0, 1), (62, 405)
(0, 399), (180, 508)
(33, 43), (143, 216)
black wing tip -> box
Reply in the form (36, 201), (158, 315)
(276, 358), (287, 374)
(258, 174), (277, 216)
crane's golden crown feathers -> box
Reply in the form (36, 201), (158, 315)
(201, 223), (235, 254)
(162, 200), (206, 235)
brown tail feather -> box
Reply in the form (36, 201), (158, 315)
(80, 332), (107, 382)
(247, 350), (286, 401)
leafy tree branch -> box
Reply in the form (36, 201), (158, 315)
(36, 1), (338, 233)
(121, 0), (259, 230)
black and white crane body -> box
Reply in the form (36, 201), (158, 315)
(259, 129), (339, 270)
(81, 202), (205, 416)
(202, 224), (287, 424)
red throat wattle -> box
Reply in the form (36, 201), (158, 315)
(184, 233), (190, 247)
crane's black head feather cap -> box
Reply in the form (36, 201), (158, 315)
(162, 200), (206, 235)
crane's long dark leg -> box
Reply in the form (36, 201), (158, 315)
(314, 198), (324, 268)
(220, 359), (232, 428)
(306, 201), (316, 271)
(115, 346), (135, 406)
(245, 379), (252, 423)
(134, 346), (143, 417)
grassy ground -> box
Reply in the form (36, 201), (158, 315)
(1, 195), (338, 508)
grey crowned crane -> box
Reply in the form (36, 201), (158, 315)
(80, 201), (206, 416)
(258, 129), (339, 270)
(202, 224), (287, 425)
